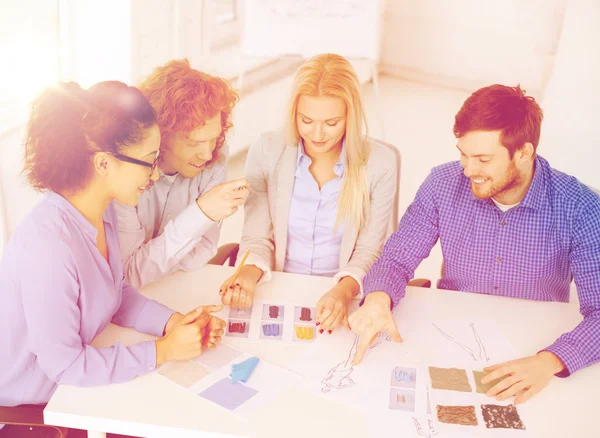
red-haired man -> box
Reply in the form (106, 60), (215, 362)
(114, 59), (247, 288)
(351, 84), (600, 404)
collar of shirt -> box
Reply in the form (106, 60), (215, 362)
(296, 139), (346, 178)
(469, 156), (545, 211)
(159, 169), (179, 185)
(46, 191), (109, 239)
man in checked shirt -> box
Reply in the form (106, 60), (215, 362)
(349, 84), (600, 404)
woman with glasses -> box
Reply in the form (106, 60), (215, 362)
(0, 81), (225, 435)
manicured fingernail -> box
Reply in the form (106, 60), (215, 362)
(316, 322), (320, 326)
(328, 330), (332, 334)
(319, 329), (324, 334)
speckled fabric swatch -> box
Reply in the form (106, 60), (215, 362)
(473, 370), (503, 394)
(436, 405), (478, 426)
(429, 366), (472, 392)
(482, 404), (526, 430)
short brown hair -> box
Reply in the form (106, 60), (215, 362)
(453, 84), (543, 157)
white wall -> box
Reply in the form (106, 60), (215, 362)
(59, 0), (205, 87)
(381, 0), (567, 97)
(539, 0), (600, 188)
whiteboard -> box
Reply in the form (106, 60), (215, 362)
(241, 0), (381, 60)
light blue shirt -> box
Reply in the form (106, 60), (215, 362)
(284, 141), (345, 276)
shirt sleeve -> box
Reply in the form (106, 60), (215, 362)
(169, 157), (228, 273)
(19, 238), (158, 387)
(111, 280), (174, 337)
(362, 169), (441, 308)
(237, 135), (276, 282)
(115, 154), (228, 288)
(543, 189), (600, 376)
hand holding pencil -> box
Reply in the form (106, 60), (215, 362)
(219, 250), (263, 309)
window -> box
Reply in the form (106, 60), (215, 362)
(0, 0), (60, 130)
(210, 0), (243, 51)
(216, 0), (238, 24)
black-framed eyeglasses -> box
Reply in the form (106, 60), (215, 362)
(112, 149), (160, 175)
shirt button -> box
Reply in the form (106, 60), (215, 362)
(501, 221), (507, 226)
(497, 257), (502, 262)
(493, 286), (499, 291)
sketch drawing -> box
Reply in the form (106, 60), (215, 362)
(320, 330), (394, 393)
(320, 332), (390, 393)
(432, 321), (490, 362)
(412, 417), (438, 437)
(321, 335), (358, 392)
(368, 331), (392, 350)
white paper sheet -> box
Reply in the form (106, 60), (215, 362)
(295, 319), (530, 437)
(156, 343), (302, 420)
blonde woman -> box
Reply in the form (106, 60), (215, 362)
(220, 54), (398, 334)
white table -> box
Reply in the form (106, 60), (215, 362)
(44, 265), (595, 437)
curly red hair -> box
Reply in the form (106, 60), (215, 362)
(138, 59), (239, 165)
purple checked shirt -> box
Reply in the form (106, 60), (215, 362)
(364, 156), (600, 376)
(0, 192), (174, 407)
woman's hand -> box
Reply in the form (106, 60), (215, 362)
(219, 265), (263, 308)
(155, 305), (224, 365)
(316, 277), (359, 334)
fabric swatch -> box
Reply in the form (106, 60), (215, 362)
(230, 357), (260, 383)
(199, 377), (258, 411)
(389, 388), (416, 412)
(300, 307), (312, 321)
(429, 366), (472, 392)
(194, 343), (243, 369)
(436, 405), (478, 426)
(228, 321), (247, 334)
(269, 305), (280, 319)
(473, 370), (504, 394)
(294, 325), (315, 340)
(262, 323), (281, 336)
(482, 404), (526, 430)
(157, 360), (211, 388)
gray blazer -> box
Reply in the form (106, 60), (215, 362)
(238, 130), (399, 290)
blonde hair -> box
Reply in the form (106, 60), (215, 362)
(286, 53), (371, 230)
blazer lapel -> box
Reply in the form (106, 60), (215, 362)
(339, 219), (358, 267)
(274, 144), (297, 271)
